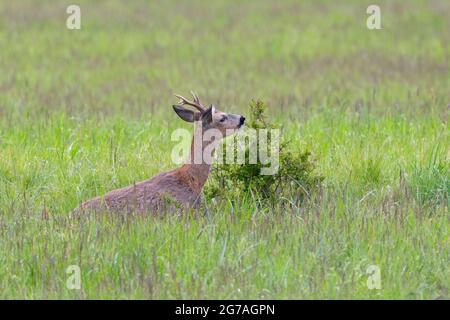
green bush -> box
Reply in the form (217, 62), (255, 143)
(205, 99), (323, 204)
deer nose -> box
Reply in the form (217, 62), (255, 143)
(239, 116), (245, 125)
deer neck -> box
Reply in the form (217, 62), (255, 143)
(182, 124), (219, 192)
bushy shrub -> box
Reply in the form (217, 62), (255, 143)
(205, 99), (323, 204)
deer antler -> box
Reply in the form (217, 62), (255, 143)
(174, 91), (206, 112)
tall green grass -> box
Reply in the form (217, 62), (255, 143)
(409, 145), (449, 206)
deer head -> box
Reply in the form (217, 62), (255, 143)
(172, 92), (245, 137)
(172, 92), (245, 166)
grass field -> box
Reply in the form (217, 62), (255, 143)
(0, 0), (449, 299)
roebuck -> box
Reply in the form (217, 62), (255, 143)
(75, 92), (245, 214)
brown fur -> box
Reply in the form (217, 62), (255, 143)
(73, 94), (244, 215)
(75, 164), (207, 214)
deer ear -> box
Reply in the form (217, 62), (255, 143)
(201, 104), (215, 125)
(173, 105), (195, 122)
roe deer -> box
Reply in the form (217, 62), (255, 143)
(74, 92), (245, 214)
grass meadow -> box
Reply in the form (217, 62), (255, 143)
(0, 0), (449, 299)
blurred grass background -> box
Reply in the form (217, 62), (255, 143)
(0, 0), (448, 118)
(0, 0), (448, 299)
